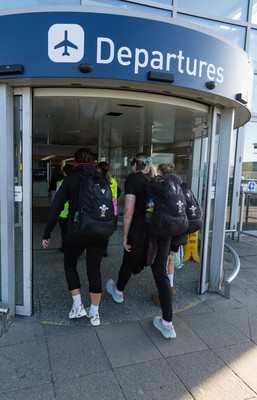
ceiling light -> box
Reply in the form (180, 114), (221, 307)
(63, 157), (75, 162)
(41, 155), (56, 161)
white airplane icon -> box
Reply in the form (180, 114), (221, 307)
(54, 30), (78, 56)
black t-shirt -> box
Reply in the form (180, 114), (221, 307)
(124, 171), (148, 214)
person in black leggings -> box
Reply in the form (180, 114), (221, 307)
(42, 148), (108, 327)
(106, 153), (176, 339)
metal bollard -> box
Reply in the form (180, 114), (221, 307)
(0, 307), (9, 334)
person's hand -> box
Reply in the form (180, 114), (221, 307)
(42, 239), (50, 249)
(123, 236), (131, 252)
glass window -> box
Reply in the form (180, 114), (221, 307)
(251, 74), (257, 114)
(249, 29), (257, 70)
(0, 198), (2, 301)
(243, 122), (257, 167)
(0, 0), (79, 9)
(177, 0), (248, 21)
(122, 0), (172, 5)
(252, 0), (257, 24)
(149, 0), (171, 4)
(240, 121), (257, 234)
(178, 14), (246, 48)
(86, 0), (171, 15)
(226, 129), (237, 229)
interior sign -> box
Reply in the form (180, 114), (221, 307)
(14, 186), (22, 202)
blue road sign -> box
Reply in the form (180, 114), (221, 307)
(248, 181), (255, 192)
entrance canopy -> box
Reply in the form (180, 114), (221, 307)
(0, 8), (253, 127)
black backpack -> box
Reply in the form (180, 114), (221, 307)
(72, 172), (115, 238)
(180, 183), (202, 234)
(144, 174), (189, 238)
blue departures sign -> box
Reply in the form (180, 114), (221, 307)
(0, 12), (252, 101)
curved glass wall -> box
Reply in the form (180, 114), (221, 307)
(0, 0), (171, 15)
(252, 0), (257, 23)
(226, 130), (238, 229)
(0, 0), (79, 8)
(177, 14), (246, 47)
(32, 92), (209, 197)
(249, 29), (257, 70)
(239, 121), (257, 236)
(177, 0), (248, 21)
(251, 75), (257, 114)
(0, 208), (1, 301)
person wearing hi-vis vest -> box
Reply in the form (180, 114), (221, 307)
(56, 164), (74, 252)
(96, 161), (119, 257)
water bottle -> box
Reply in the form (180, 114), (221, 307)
(73, 211), (79, 222)
(146, 197), (154, 223)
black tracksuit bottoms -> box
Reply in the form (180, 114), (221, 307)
(150, 237), (173, 322)
(117, 235), (172, 323)
(64, 229), (108, 293)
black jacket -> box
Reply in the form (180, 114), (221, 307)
(42, 164), (96, 240)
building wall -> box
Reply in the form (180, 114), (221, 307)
(1, 0), (255, 178)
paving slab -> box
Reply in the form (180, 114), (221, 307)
(140, 316), (207, 358)
(240, 256), (257, 269)
(214, 341), (257, 393)
(167, 349), (256, 400)
(0, 339), (51, 393)
(0, 384), (55, 400)
(180, 312), (249, 349)
(96, 322), (161, 368)
(113, 358), (193, 400)
(46, 328), (110, 381)
(249, 309), (257, 341)
(43, 321), (89, 336)
(54, 370), (125, 400)
(203, 292), (244, 312)
(0, 317), (44, 346)
(216, 307), (251, 339)
(230, 282), (257, 308)
(176, 299), (214, 317)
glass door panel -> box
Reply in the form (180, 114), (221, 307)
(199, 110), (221, 293)
(14, 96), (23, 306)
(14, 87), (33, 316)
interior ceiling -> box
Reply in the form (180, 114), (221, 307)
(33, 96), (208, 163)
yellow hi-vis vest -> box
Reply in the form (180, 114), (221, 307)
(109, 177), (117, 199)
(109, 177), (118, 216)
(56, 179), (69, 219)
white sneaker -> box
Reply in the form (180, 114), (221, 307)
(69, 303), (87, 319)
(85, 308), (100, 326)
(106, 279), (124, 303)
(153, 316), (176, 339)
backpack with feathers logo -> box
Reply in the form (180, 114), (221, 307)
(72, 172), (115, 238)
(144, 174), (189, 238)
(180, 182), (202, 234)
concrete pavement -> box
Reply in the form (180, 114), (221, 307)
(1, 231), (257, 400)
